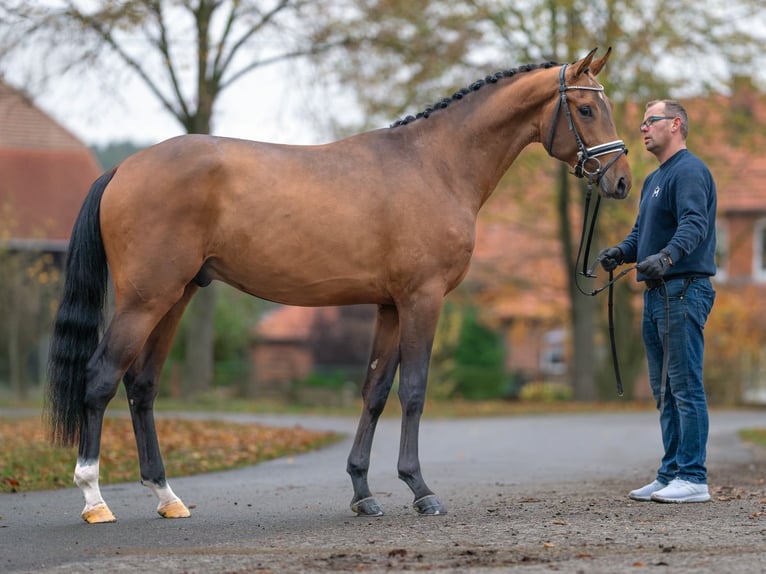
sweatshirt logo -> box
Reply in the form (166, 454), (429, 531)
(652, 186), (661, 198)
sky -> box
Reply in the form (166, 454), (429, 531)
(23, 59), (331, 148)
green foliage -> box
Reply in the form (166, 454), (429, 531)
(519, 381), (573, 403)
(298, 371), (349, 389)
(90, 141), (147, 169)
(449, 306), (508, 400)
(739, 428), (766, 448)
(165, 284), (272, 393)
(213, 285), (271, 362)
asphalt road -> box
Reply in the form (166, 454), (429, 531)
(1, 409), (765, 573)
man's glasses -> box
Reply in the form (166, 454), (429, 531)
(640, 116), (676, 130)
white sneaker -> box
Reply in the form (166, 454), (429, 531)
(629, 479), (667, 501)
(650, 478), (710, 503)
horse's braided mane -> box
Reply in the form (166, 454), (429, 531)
(390, 60), (559, 128)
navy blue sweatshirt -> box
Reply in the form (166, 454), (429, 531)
(617, 149), (717, 282)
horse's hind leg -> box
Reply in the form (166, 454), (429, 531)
(347, 304), (400, 516)
(123, 284), (197, 519)
(74, 310), (166, 524)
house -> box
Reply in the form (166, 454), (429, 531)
(0, 79), (102, 256)
(0, 79), (102, 393)
(250, 305), (375, 400)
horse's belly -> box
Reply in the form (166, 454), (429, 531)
(206, 255), (393, 307)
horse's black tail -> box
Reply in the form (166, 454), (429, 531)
(45, 168), (117, 447)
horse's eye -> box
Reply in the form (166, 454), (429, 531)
(579, 106), (593, 118)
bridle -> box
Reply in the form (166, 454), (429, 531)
(545, 63), (627, 183)
(546, 62), (633, 396)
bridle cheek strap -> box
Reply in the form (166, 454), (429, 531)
(545, 64), (628, 184)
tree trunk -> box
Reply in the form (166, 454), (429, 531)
(180, 9), (219, 397)
(556, 164), (597, 400)
(7, 294), (28, 400)
(183, 283), (217, 397)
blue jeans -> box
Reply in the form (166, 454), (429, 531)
(642, 276), (715, 485)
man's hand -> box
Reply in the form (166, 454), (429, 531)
(637, 249), (673, 279)
(598, 247), (624, 272)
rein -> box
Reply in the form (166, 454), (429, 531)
(574, 183), (634, 397)
(545, 62), (631, 396)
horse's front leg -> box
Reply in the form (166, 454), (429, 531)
(348, 304), (400, 516)
(396, 287), (446, 515)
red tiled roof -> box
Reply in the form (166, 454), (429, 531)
(1, 148), (102, 242)
(0, 80), (102, 243)
(0, 80), (85, 149)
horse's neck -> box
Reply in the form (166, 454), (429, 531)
(418, 74), (550, 210)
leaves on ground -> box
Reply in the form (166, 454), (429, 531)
(0, 416), (341, 493)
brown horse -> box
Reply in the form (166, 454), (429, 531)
(46, 48), (630, 524)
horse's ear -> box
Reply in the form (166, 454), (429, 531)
(572, 48), (599, 79)
(588, 47), (612, 77)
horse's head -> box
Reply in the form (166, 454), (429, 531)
(543, 48), (631, 199)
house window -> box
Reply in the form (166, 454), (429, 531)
(752, 218), (766, 283)
(715, 221), (728, 282)
(540, 328), (567, 376)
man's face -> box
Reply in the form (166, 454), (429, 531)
(640, 103), (675, 156)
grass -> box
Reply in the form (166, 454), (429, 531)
(739, 428), (766, 448)
(0, 415), (341, 493)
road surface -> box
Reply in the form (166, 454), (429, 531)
(1, 409), (765, 573)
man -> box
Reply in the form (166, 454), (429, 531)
(599, 99), (717, 503)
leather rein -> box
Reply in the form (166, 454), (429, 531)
(545, 63), (632, 395)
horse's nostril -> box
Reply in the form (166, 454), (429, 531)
(617, 177), (628, 198)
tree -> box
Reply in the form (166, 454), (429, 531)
(313, 0), (765, 399)
(4, 1), (763, 400)
(0, 210), (62, 400)
(1, 0), (349, 396)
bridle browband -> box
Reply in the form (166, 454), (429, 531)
(546, 63), (632, 396)
(545, 63), (628, 182)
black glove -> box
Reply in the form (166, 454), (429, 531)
(637, 249), (672, 279)
(598, 247), (624, 272)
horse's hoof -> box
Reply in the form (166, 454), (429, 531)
(81, 503), (116, 524)
(158, 499), (191, 519)
(413, 494), (446, 515)
(351, 496), (384, 517)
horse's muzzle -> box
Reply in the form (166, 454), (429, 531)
(602, 173), (631, 199)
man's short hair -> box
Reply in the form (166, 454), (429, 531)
(647, 99), (688, 139)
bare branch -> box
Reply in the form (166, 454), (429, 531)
(220, 39), (345, 91)
(61, 1), (185, 124)
(146, 0), (192, 120)
(215, 0), (292, 82)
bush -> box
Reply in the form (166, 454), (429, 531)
(518, 381), (573, 402)
(448, 306), (508, 400)
(298, 371), (349, 389)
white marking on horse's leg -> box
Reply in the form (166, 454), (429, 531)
(74, 459), (115, 522)
(144, 481), (191, 518)
(370, 358), (379, 370)
(74, 459), (106, 511)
